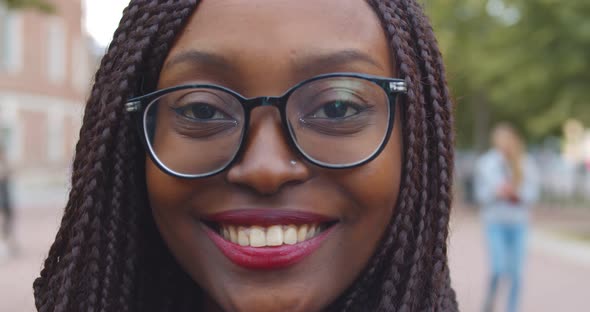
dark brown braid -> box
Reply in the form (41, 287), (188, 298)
(33, 1), (198, 311)
(33, 1), (457, 311)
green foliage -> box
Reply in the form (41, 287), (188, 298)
(1, 0), (54, 13)
(424, 0), (590, 147)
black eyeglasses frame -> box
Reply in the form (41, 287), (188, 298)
(125, 72), (407, 179)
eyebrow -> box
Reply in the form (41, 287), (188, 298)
(293, 49), (385, 74)
(163, 49), (384, 75)
(163, 50), (235, 72)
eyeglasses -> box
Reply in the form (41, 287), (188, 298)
(126, 72), (407, 178)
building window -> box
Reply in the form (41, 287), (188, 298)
(47, 108), (64, 162)
(47, 17), (66, 83)
(0, 97), (20, 163)
(20, 109), (48, 164)
(0, 4), (23, 73)
(71, 37), (89, 92)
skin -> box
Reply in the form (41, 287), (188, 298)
(492, 127), (522, 201)
(146, 0), (403, 311)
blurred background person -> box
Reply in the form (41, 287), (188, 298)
(0, 143), (15, 260)
(474, 123), (540, 312)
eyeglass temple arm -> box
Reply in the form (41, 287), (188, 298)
(389, 81), (407, 93)
(126, 100), (142, 112)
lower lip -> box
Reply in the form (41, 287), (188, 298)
(203, 224), (335, 270)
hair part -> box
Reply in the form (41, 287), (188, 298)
(34, 1), (457, 311)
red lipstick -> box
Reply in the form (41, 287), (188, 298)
(201, 209), (338, 270)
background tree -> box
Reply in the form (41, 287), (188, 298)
(1, 0), (53, 12)
(425, 0), (590, 148)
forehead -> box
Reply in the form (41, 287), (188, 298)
(161, 0), (393, 91)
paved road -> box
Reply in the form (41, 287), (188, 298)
(1, 205), (589, 311)
(449, 209), (590, 312)
(0, 207), (62, 312)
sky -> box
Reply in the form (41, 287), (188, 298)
(83, 0), (130, 47)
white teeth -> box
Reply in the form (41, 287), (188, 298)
(266, 225), (283, 246)
(306, 224), (317, 240)
(284, 225), (298, 245)
(223, 227), (230, 240)
(229, 225), (238, 244)
(249, 226), (266, 247)
(219, 223), (324, 247)
(297, 224), (309, 243)
(237, 226), (249, 246)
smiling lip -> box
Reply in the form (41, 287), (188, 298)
(201, 209), (338, 270)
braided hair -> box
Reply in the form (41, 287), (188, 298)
(33, 1), (457, 311)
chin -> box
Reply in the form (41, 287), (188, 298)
(220, 291), (324, 312)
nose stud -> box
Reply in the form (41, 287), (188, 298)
(290, 160), (297, 166)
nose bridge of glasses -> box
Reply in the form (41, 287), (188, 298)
(242, 96), (291, 151)
(243, 95), (285, 111)
(237, 106), (298, 170)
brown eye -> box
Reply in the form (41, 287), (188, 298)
(174, 103), (227, 120)
(310, 100), (361, 119)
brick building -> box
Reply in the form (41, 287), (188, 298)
(0, 0), (93, 206)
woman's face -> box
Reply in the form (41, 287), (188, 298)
(492, 127), (519, 157)
(146, 0), (402, 311)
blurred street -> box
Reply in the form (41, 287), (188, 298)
(0, 204), (63, 312)
(0, 201), (589, 312)
(449, 205), (590, 312)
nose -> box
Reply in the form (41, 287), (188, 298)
(226, 108), (310, 195)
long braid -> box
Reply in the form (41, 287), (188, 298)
(382, 1), (456, 310)
(131, 3), (201, 311)
(396, 0), (447, 310)
(119, 124), (147, 312)
(33, 1), (199, 311)
(33, 2), (153, 309)
(81, 141), (110, 312)
(55, 77), (128, 312)
(56, 42), (141, 312)
(392, 3), (433, 311)
(402, 2), (456, 309)
(33, 75), (109, 312)
(119, 131), (142, 312)
(99, 111), (133, 312)
(363, 1), (425, 310)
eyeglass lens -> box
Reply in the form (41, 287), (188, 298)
(143, 76), (391, 176)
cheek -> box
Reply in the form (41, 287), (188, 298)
(145, 153), (213, 208)
(145, 156), (198, 233)
(146, 158), (179, 239)
(146, 158), (184, 208)
(328, 122), (402, 269)
(340, 125), (403, 223)
(145, 157), (211, 278)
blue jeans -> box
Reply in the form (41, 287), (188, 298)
(483, 222), (527, 312)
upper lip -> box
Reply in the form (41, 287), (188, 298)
(201, 209), (338, 227)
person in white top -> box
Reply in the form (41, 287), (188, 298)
(474, 123), (540, 312)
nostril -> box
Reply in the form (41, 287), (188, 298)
(226, 156), (310, 196)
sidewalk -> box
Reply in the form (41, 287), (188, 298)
(449, 207), (590, 311)
(0, 206), (62, 312)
